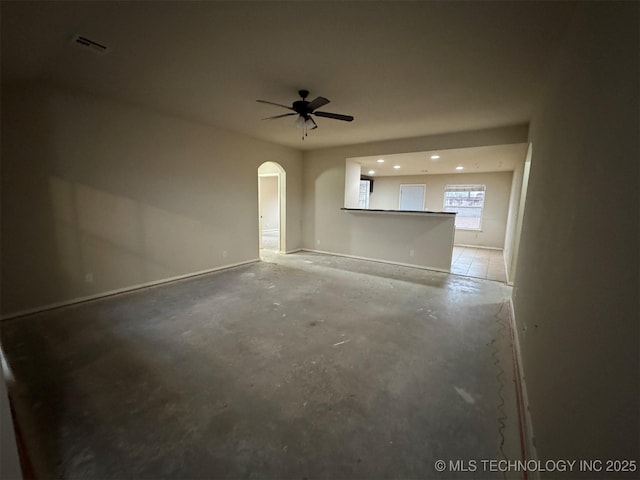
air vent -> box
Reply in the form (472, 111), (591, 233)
(71, 34), (109, 55)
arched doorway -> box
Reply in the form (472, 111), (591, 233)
(258, 162), (286, 253)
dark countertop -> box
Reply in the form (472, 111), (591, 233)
(341, 208), (455, 216)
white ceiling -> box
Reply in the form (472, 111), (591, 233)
(1, 1), (575, 150)
(352, 143), (529, 177)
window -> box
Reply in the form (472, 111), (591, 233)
(359, 180), (371, 208)
(444, 185), (486, 230)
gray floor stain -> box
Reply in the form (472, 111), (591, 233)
(2, 251), (521, 479)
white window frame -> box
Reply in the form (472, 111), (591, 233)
(443, 184), (486, 231)
(358, 180), (371, 209)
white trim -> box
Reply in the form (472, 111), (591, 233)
(504, 254), (512, 285)
(453, 243), (503, 251)
(258, 163), (286, 253)
(257, 175), (263, 248)
(302, 249), (450, 274)
(1, 259), (260, 321)
(284, 248), (302, 254)
(261, 228), (279, 234)
(508, 297), (538, 475)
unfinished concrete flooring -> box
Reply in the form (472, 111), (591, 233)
(2, 252), (521, 479)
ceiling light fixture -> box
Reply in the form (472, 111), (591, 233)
(368, 170), (375, 175)
(456, 166), (464, 171)
(295, 115), (319, 139)
(393, 165), (401, 170)
(257, 89), (353, 141)
(431, 155), (440, 160)
(377, 159), (385, 163)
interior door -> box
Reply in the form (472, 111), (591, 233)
(399, 184), (425, 211)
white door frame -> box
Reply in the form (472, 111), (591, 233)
(258, 161), (286, 253)
(258, 173), (280, 250)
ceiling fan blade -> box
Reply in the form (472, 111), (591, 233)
(256, 99), (293, 110)
(262, 113), (297, 120)
(307, 96), (330, 111)
(314, 111), (354, 122)
(308, 116), (318, 130)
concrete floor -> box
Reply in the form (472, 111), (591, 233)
(2, 251), (521, 479)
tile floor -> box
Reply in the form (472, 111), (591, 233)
(260, 229), (279, 251)
(451, 246), (508, 282)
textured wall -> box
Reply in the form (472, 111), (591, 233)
(1, 84), (302, 315)
(514, 2), (639, 470)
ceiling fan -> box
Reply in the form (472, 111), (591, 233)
(257, 90), (354, 139)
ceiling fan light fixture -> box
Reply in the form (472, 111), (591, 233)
(257, 89), (354, 140)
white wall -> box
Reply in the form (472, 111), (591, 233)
(514, 2), (638, 467)
(369, 171), (513, 248)
(303, 126), (527, 268)
(344, 159), (361, 208)
(504, 145), (531, 283)
(0, 83), (303, 316)
(503, 156), (524, 281)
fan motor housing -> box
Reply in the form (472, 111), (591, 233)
(292, 100), (310, 115)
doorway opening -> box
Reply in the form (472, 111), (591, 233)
(258, 162), (286, 253)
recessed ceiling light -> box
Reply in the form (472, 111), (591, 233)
(377, 159), (385, 163)
(368, 170), (375, 175)
(393, 165), (401, 170)
(431, 155), (440, 160)
(456, 166), (464, 171)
